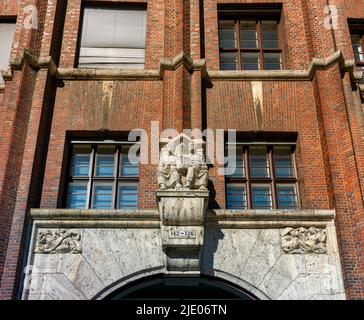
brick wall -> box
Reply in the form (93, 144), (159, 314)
(1, 0), (364, 299)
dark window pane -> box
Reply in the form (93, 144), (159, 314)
(118, 183), (138, 209)
(67, 182), (88, 209)
(262, 21), (279, 48)
(274, 146), (294, 178)
(120, 146), (139, 177)
(351, 35), (364, 63)
(249, 147), (269, 178)
(274, 156), (294, 178)
(240, 20), (257, 49)
(95, 146), (115, 177)
(251, 184), (272, 209)
(241, 52), (259, 70)
(71, 146), (91, 177)
(219, 20), (236, 48)
(220, 52), (237, 70)
(92, 183), (113, 209)
(225, 145), (245, 178)
(277, 184), (298, 209)
(226, 184), (247, 209)
(264, 53), (281, 70)
(226, 156), (245, 178)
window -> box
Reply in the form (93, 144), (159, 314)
(348, 21), (364, 72)
(0, 21), (16, 70)
(218, 9), (282, 70)
(350, 35), (364, 71)
(66, 143), (139, 209)
(78, 6), (147, 69)
(225, 145), (298, 210)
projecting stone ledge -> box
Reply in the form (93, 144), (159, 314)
(29, 208), (335, 229)
(156, 190), (209, 226)
(156, 190), (209, 275)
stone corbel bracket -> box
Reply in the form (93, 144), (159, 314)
(156, 190), (209, 276)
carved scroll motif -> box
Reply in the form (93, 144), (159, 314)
(36, 229), (82, 254)
(281, 227), (327, 254)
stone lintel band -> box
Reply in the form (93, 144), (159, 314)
(30, 208), (335, 229)
(0, 50), (362, 92)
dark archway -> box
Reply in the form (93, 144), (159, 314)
(104, 274), (258, 300)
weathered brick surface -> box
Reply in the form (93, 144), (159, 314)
(1, 0), (364, 299)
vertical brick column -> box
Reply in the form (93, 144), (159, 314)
(162, 0), (184, 131)
(303, 0), (364, 299)
(190, 0), (203, 130)
(0, 0), (67, 299)
(0, 0), (37, 287)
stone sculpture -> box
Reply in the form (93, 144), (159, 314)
(281, 227), (327, 254)
(157, 142), (183, 190)
(157, 136), (208, 191)
(36, 229), (82, 254)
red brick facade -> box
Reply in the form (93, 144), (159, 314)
(1, 0), (364, 299)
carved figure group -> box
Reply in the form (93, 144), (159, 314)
(36, 229), (82, 254)
(158, 139), (208, 191)
(281, 227), (327, 254)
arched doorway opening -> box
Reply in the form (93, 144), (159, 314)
(103, 274), (259, 300)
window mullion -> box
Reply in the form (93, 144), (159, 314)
(292, 148), (300, 210)
(88, 146), (96, 209)
(236, 19), (242, 70)
(269, 147), (277, 209)
(113, 147), (120, 209)
(257, 20), (264, 70)
(246, 147), (252, 209)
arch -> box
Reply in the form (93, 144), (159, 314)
(92, 267), (270, 300)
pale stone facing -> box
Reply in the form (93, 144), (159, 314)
(23, 214), (345, 300)
(202, 228), (344, 300)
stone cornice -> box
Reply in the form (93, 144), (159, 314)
(57, 68), (161, 81)
(208, 51), (358, 82)
(30, 209), (160, 228)
(205, 209), (335, 229)
(30, 208), (335, 229)
(0, 49), (362, 94)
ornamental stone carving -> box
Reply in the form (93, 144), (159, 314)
(157, 135), (208, 191)
(36, 229), (82, 254)
(156, 134), (209, 275)
(281, 227), (327, 254)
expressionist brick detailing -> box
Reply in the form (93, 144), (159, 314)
(0, 0), (364, 299)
